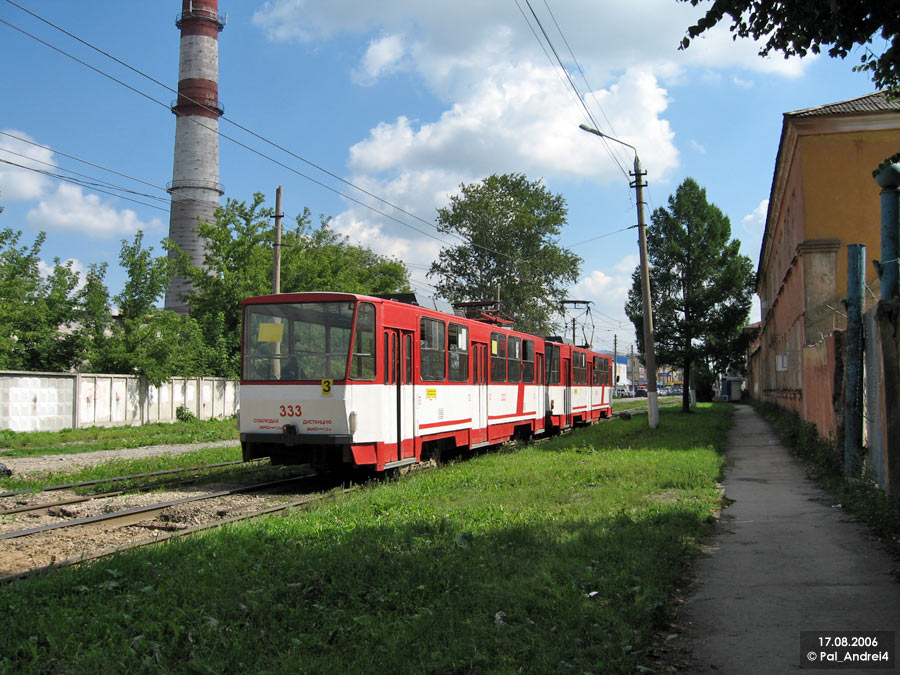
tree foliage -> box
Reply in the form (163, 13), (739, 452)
(428, 173), (581, 334)
(625, 178), (754, 411)
(677, 0), (900, 94)
(175, 193), (411, 378)
(0, 229), (86, 372)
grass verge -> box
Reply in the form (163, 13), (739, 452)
(0, 404), (732, 674)
(0, 418), (239, 459)
(752, 401), (900, 558)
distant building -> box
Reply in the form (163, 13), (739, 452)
(750, 91), (900, 433)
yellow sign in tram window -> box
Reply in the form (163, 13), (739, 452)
(321, 379), (333, 396)
(258, 322), (284, 343)
(426, 388), (437, 399)
(491, 340), (497, 355)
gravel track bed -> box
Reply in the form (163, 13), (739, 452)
(0, 480), (316, 578)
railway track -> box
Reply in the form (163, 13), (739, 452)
(0, 459), (275, 517)
(0, 459), (255, 500)
(0, 470), (333, 582)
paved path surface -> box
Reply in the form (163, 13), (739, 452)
(673, 404), (899, 674)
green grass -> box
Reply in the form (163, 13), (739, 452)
(0, 418), (239, 458)
(0, 445), (243, 494)
(0, 404), (732, 674)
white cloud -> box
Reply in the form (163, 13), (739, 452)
(0, 129), (54, 201)
(353, 33), (406, 85)
(742, 199), (769, 232)
(732, 75), (753, 88)
(253, 0), (811, 82)
(690, 139), (706, 154)
(26, 184), (164, 238)
(253, 0), (808, 307)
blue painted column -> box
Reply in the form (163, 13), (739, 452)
(844, 244), (865, 475)
(874, 162), (900, 299)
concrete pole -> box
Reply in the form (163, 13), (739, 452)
(634, 156), (659, 428)
(273, 185), (283, 294)
(874, 162), (900, 299)
(844, 244), (865, 475)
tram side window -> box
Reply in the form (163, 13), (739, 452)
(546, 344), (560, 385)
(490, 332), (507, 382)
(448, 323), (469, 382)
(508, 336), (521, 383)
(573, 351), (586, 385)
(523, 339), (535, 383)
(420, 317), (446, 381)
(351, 302), (376, 380)
(593, 356), (601, 386)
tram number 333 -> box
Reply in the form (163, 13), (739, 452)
(280, 404), (302, 417)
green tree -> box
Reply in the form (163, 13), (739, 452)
(175, 193), (411, 378)
(428, 173), (581, 334)
(101, 231), (206, 385)
(677, 0), (900, 94)
(625, 178), (754, 412)
(0, 228), (45, 370)
(0, 229), (85, 372)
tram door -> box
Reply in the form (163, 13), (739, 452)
(472, 342), (489, 445)
(386, 329), (416, 460)
(563, 356), (572, 428)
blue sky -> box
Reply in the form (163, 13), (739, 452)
(0, 0), (880, 355)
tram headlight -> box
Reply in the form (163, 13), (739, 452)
(349, 411), (358, 434)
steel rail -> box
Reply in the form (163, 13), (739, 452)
(0, 459), (251, 499)
(0, 473), (316, 541)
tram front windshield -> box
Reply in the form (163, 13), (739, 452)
(243, 301), (374, 381)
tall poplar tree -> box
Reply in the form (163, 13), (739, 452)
(625, 178), (754, 411)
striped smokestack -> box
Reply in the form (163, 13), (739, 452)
(165, 0), (225, 313)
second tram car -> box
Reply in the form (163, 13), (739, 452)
(238, 292), (612, 471)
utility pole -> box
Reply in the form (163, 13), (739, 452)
(613, 334), (618, 395)
(630, 344), (635, 395)
(632, 157), (659, 427)
(579, 124), (659, 427)
(273, 185), (283, 294)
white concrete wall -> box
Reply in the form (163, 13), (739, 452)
(0, 371), (238, 432)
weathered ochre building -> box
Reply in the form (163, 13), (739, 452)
(750, 92), (900, 437)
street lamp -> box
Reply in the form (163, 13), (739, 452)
(579, 124), (659, 428)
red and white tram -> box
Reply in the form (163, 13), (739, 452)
(238, 292), (613, 471)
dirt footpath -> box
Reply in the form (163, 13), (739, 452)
(670, 404), (899, 673)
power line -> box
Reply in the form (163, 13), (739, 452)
(4, 3), (592, 287)
(565, 224), (636, 247)
(2, 3), (533, 268)
(518, 0), (630, 182)
(540, 0), (632, 172)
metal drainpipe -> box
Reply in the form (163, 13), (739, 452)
(874, 162), (900, 299)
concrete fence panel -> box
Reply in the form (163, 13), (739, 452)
(0, 371), (239, 432)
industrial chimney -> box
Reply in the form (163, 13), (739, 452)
(165, 0), (225, 313)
